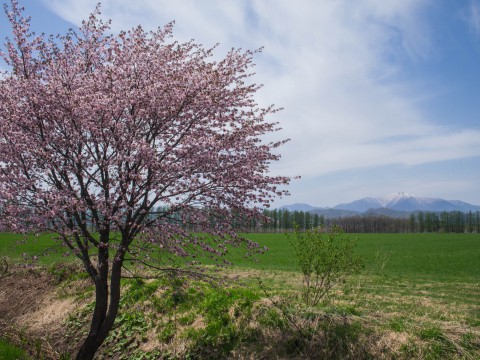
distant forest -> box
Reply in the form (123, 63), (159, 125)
(254, 209), (480, 233)
(26, 208), (478, 234)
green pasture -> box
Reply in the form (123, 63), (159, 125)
(1, 231), (479, 282)
(240, 232), (480, 282)
(0, 232), (70, 265)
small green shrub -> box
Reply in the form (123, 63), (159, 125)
(288, 225), (363, 306)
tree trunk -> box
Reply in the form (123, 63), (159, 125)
(76, 269), (109, 359)
(76, 247), (124, 360)
(75, 336), (101, 360)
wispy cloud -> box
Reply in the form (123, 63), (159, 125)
(41, 0), (480, 201)
(466, 0), (480, 34)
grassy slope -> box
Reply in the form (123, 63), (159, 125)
(1, 231), (479, 358)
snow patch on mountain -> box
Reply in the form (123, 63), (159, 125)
(379, 192), (420, 207)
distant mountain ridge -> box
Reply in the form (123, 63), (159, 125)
(280, 192), (480, 218)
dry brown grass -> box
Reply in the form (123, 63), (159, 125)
(0, 266), (75, 358)
(0, 265), (479, 359)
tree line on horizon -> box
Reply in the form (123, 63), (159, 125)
(2, 207), (476, 234)
(254, 209), (480, 233)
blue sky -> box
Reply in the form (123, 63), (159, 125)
(2, 0), (480, 207)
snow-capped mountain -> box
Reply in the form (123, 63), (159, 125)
(334, 192), (480, 213)
(279, 192), (480, 215)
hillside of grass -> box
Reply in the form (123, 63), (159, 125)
(1, 231), (479, 359)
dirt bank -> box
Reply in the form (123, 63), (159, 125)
(0, 266), (80, 359)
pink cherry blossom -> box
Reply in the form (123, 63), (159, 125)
(0, 2), (289, 358)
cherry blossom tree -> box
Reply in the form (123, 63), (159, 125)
(0, 1), (289, 358)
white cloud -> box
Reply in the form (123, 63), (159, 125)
(466, 0), (480, 34)
(42, 0), (480, 195)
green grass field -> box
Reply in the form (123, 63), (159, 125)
(1, 231), (479, 358)
(1, 232), (479, 282)
(240, 232), (480, 281)
(0, 232), (65, 264)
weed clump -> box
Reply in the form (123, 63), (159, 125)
(288, 225), (363, 306)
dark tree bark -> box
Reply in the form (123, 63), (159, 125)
(75, 234), (125, 360)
